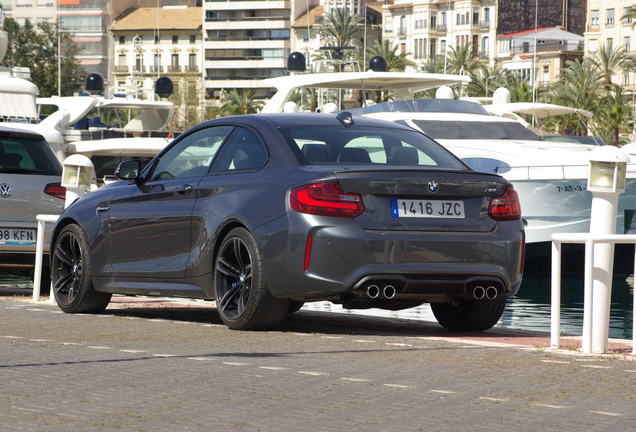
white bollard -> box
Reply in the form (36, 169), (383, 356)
(33, 214), (59, 302)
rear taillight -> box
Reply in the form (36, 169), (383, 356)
(488, 187), (521, 221)
(290, 182), (364, 218)
(44, 183), (66, 200)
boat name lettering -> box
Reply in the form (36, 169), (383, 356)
(555, 185), (584, 193)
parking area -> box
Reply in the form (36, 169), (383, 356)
(1, 293), (635, 431)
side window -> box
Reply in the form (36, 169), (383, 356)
(211, 127), (267, 173)
(150, 126), (233, 181)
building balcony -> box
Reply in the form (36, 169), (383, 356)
(397, 28), (407, 37)
(167, 65), (181, 72)
(184, 65), (199, 72)
(479, 21), (490, 29)
(148, 66), (163, 73)
(511, 41), (584, 54)
(133, 65), (145, 72)
(205, 16), (288, 22)
(479, 52), (490, 60)
(205, 36), (289, 42)
(436, 25), (447, 33)
(114, 66), (129, 73)
(587, 23), (600, 32)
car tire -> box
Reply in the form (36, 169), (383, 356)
(214, 227), (289, 330)
(287, 301), (305, 314)
(430, 299), (506, 331)
(51, 224), (111, 313)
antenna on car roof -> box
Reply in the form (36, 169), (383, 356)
(336, 112), (355, 130)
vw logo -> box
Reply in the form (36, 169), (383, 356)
(0, 184), (12, 198)
(427, 180), (439, 193)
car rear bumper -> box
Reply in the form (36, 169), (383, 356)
(257, 213), (524, 303)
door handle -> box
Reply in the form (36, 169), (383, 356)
(175, 185), (193, 195)
(96, 205), (110, 212)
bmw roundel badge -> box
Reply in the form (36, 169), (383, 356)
(427, 180), (439, 193)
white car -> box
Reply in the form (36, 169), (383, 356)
(0, 126), (65, 292)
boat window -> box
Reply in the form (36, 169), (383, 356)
(462, 157), (511, 174)
(542, 135), (605, 146)
(412, 120), (542, 141)
(277, 125), (465, 169)
(345, 99), (490, 116)
(150, 126), (233, 180)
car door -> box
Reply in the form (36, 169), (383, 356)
(107, 126), (233, 279)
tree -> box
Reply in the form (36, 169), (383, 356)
(1, 18), (85, 99)
(220, 89), (263, 116)
(549, 59), (602, 136)
(588, 43), (632, 88)
(318, 8), (363, 49)
(465, 64), (507, 98)
(598, 84), (633, 146)
(444, 43), (481, 75)
(362, 39), (416, 72)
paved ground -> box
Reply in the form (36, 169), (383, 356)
(1, 293), (635, 431)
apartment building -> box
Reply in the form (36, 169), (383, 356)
(382, 0), (497, 73)
(497, 27), (584, 88)
(110, 6), (204, 128)
(203, 0), (316, 99)
(0, 0), (198, 82)
(585, 0), (636, 87)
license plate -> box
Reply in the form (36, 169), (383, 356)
(391, 199), (465, 218)
(0, 229), (37, 245)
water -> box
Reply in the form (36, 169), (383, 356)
(302, 275), (635, 340)
(1, 272), (633, 340)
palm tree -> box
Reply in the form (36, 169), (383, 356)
(362, 39), (416, 72)
(318, 8), (363, 48)
(550, 59), (602, 135)
(445, 43), (481, 75)
(598, 84), (633, 146)
(589, 44), (632, 88)
(465, 64), (506, 98)
(220, 89), (262, 116)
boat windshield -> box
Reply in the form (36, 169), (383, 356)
(412, 120), (543, 141)
(542, 135), (605, 146)
(277, 125), (467, 169)
(346, 99), (490, 116)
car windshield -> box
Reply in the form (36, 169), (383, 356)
(412, 120), (543, 141)
(277, 125), (467, 169)
(0, 133), (62, 175)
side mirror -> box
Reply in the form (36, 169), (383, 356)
(115, 160), (142, 181)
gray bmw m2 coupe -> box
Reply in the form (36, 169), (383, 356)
(50, 113), (524, 331)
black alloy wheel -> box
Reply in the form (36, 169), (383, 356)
(51, 224), (111, 313)
(214, 227), (289, 330)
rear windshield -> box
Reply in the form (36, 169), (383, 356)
(413, 120), (543, 141)
(277, 125), (467, 169)
(0, 133), (62, 175)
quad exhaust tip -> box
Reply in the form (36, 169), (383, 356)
(383, 285), (396, 299)
(473, 286), (485, 300)
(362, 284), (396, 299)
(366, 285), (380, 299)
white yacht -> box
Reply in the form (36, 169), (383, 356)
(0, 30), (175, 184)
(262, 55), (636, 248)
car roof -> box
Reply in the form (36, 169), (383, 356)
(0, 125), (47, 140)
(198, 113), (416, 131)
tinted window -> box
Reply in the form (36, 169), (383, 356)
(150, 126), (232, 181)
(462, 157), (511, 174)
(412, 120), (542, 141)
(0, 134), (62, 175)
(211, 127), (267, 173)
(278, 125), (465, 169)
